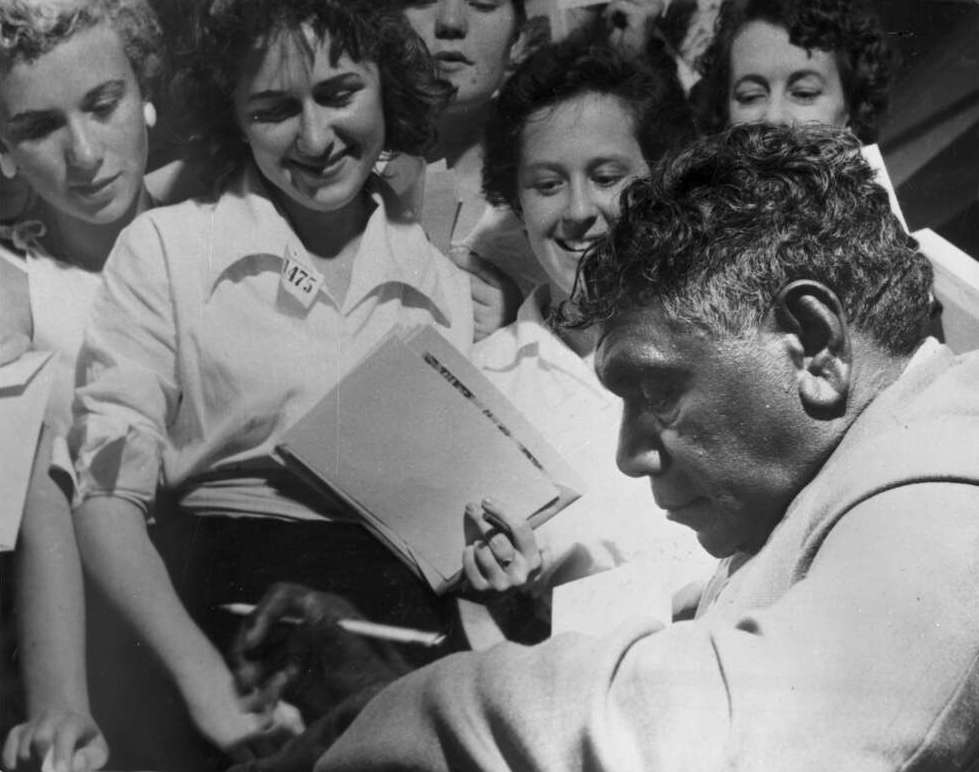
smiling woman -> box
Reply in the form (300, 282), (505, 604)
(68, 0), (479, 765)
(469, 40), (715, 636)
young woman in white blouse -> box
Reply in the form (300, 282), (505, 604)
(467, 39), (718, 631)
(70, 0), (475, 765)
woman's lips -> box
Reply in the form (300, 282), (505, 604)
(70, 172), (120, 197)
(288, 151), (349, 181)
(434, 50), (473, 73)
(554, 238), (600, 253)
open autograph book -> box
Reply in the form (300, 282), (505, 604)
(277, 325), (584, 594)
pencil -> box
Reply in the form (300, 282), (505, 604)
(219, 602), (447, 648)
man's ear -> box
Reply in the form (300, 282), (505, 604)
(773, 279), (851, 417)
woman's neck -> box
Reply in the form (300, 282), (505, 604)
(276, 188), (372, 261)
(44, 185), (152, 272)
(272, 187), (374, 306)
(429, 101), (494, 169)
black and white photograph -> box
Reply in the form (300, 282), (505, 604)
(1, 0), (978, 769)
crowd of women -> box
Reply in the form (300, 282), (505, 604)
(0, 0), (913, 769)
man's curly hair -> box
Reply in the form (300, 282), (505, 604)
(482, 38), (696, 212)
(571, 124), (931, 357)
(174, 0), (453, 193)
(693, 0), (893, 144)
(0, 0), (164, 99)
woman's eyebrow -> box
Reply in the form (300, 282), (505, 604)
(80, 79), (126, 109)
(245, 88), (290, 103)
(246, 72), (362, 103)
(787, 70), (828, 85)
(732, 74), (769, 88)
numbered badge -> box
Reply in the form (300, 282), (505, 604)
(280, 245), (325, 310)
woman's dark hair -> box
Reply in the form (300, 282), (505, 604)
(693, 0), (893, 144)
(482, 38), (696, 212)
(174, 0), (452, 191)
(392, 0), (526, 24)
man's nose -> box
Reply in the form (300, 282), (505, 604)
(435, 0), (467, 39)
(617, 418), (664, 478)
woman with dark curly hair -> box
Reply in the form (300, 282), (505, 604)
(466, 39), (715, 633)
(69, 0), (476, 763)
(692, 0), (892, 144)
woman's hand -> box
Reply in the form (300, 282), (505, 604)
(183, 665), (301, 764)
(0, 331), (29, 366)
(2, 709), (108, 772)
(462, 499), (543, 594)
(449, 248), (522, 342)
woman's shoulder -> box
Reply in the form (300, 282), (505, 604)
(116, 195), (221, 257)
(145, 159), (209, 206)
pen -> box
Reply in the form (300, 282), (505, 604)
(219, 602), (447, 648)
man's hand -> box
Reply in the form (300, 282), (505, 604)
(462, 499), (544, 595)
(232, 584), (410, 721)
(2, 709), (108, 772)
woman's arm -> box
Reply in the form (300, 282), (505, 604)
(3, 426), (107, 772)
(73, 495), (270, 754)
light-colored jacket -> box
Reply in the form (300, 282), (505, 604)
(318, 340), (979, 771)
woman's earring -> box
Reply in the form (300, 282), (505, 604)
(143, 102), (157, 129)
(0, 154), (16, 179)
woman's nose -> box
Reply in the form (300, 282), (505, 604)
(296, 103), (335, 158)
(65, 118), (101, 172)
(761, 95), (790, 126)
(562, 182), (600, 232)
(435, 0), (468, 39)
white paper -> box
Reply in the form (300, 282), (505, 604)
(0, 354), (54, 551)
(552, 560), (673, 637)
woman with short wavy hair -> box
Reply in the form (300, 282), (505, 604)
(70, 0), (476, 763)
(0, 2), (163, 769)
(692, 0), (892, 144)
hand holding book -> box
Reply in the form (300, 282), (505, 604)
(462, 498), (544, 595)
(276, 325), (584, 594)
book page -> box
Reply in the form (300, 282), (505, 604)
(914, 228), (979, 353)
(551, 560), (673, 637)
(0, 353), (54, 551)
(279, 330), (574, 591)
